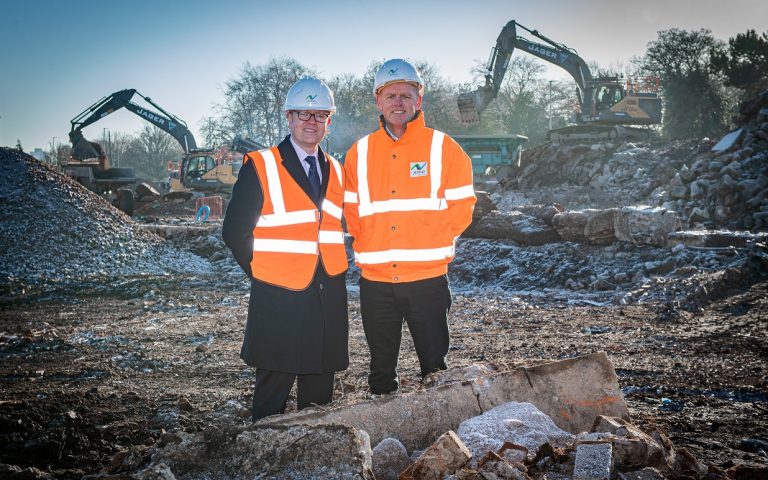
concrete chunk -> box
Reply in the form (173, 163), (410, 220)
(269, 353), (627, 450)
(372, 438), (410, 480)
(476, 352), (629, 433)
(613, 206), (680, 247)
(573, 442), (613, 480)
(147, 423), (374, 479)
(399, 430), (471, 480)
(477, 451), (527, 480)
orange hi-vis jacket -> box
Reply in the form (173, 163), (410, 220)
(343, 113), (476, 283)
(246, 147), (347, 290)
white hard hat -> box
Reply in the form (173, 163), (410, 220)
(283, 76), (336, 113)
(373, 58), (424, 96)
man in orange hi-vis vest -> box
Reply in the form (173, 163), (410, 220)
(343, 59), (476, 395)
(223, 77), (349, 420)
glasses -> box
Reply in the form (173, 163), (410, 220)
(293, 111), (329, 122)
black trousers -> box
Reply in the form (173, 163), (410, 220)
(359, 275), (452, 394)
(251, 369), (334, 421)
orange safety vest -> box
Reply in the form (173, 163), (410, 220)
(246, 147), (347, 290)
(343, 114), (476, 283)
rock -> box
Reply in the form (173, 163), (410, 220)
(457, 402), (573, 465)
(476, 450), (527, 479)
(552, 210), (590, 242)
(613, 206), (680, 247)
(371, 437), (410, 480)
(147, 424), (374, 479)
(617, 467), (666, 480)
(472, 211), (561, 245)
(590, 416), (707, 477)
(400, 431), (471, 480)
(573, 442), (613, 480)
(584, 209), (617, 245)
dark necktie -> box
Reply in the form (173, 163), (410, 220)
(304, 155), (321, 199)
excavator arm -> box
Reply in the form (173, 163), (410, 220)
(458, 20), (595, 123)
(69, 89), (199, 160)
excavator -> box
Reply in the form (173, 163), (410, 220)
(66, 89), (241, 213)
(458, 20), (663, 143)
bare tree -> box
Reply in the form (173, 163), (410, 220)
(122, 125), (182, 180)
(220, 57), (314, 146)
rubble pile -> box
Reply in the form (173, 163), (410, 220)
(496, 89), (768, 232)
(0, 148), (211, 299)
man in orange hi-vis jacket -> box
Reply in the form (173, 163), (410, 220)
(343, 58), (476, 395)
(223, 77), (348, 420)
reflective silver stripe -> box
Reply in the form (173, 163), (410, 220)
(321, 199), (343, 219)
(444, 184), (474, 200)
(430, 131), (445, 198)
(256, 209), (317, 227)
(253, 239), (317, 254)
(328, 154), (343, 186)
(356, 135), (371, 209)
(354, 245), (455, 264)
(344, 191), (358, 203)
(318, 230), (345, 244)
(365, 197), (447, 214)
(260, 149), (286, 214)
(357, 131), (447, 218)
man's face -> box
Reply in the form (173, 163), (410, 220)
(376, 82), (422, 131)
(286, 110), (330, 152)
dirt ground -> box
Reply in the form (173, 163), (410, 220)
(1, 266), (766, 478)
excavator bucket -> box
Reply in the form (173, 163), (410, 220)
(458, 92), (481, 124)
(458, 86), (496, 124)
(69, 131), (105, 161)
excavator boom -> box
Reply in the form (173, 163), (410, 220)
(69, 89), (200, 160)
(458, 19), (662, 143)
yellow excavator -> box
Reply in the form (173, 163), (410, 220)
(458, 20), (663, 143)
(67, 90), (269, 213)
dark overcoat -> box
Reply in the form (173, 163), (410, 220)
(222, 136), (349, 374)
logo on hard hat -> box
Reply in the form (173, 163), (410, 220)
(388, 68), (398, 76)
(306, 94), (317, 103)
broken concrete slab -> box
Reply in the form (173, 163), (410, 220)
(711, 127), (745, 152)
(472, 211), (561, 245)
(399, 430), (471, 480)
(146, 423), (374, 480)
(475, 352), (628, 434)
(584, 209), (617, 245)
(613, 206), (680, 247)
(268, 353), (627, 452)
(266, 381), (481, 452)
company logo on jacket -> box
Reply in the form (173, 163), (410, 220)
(410, 162), (427, 177)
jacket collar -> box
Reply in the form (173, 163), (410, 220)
(378, 110), (426, 141)
(277, 136), (328, 206)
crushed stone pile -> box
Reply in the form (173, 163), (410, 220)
(497, 88), (768, 232)
(0, 148), (211, 299)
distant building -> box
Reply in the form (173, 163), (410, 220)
(30, 148), (44, 161)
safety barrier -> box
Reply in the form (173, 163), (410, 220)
(194, 196), (224, 220)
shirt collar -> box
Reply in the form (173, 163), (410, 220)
(288, 135), (319, 162)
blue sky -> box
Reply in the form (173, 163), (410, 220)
(1, 0), (766, 151)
